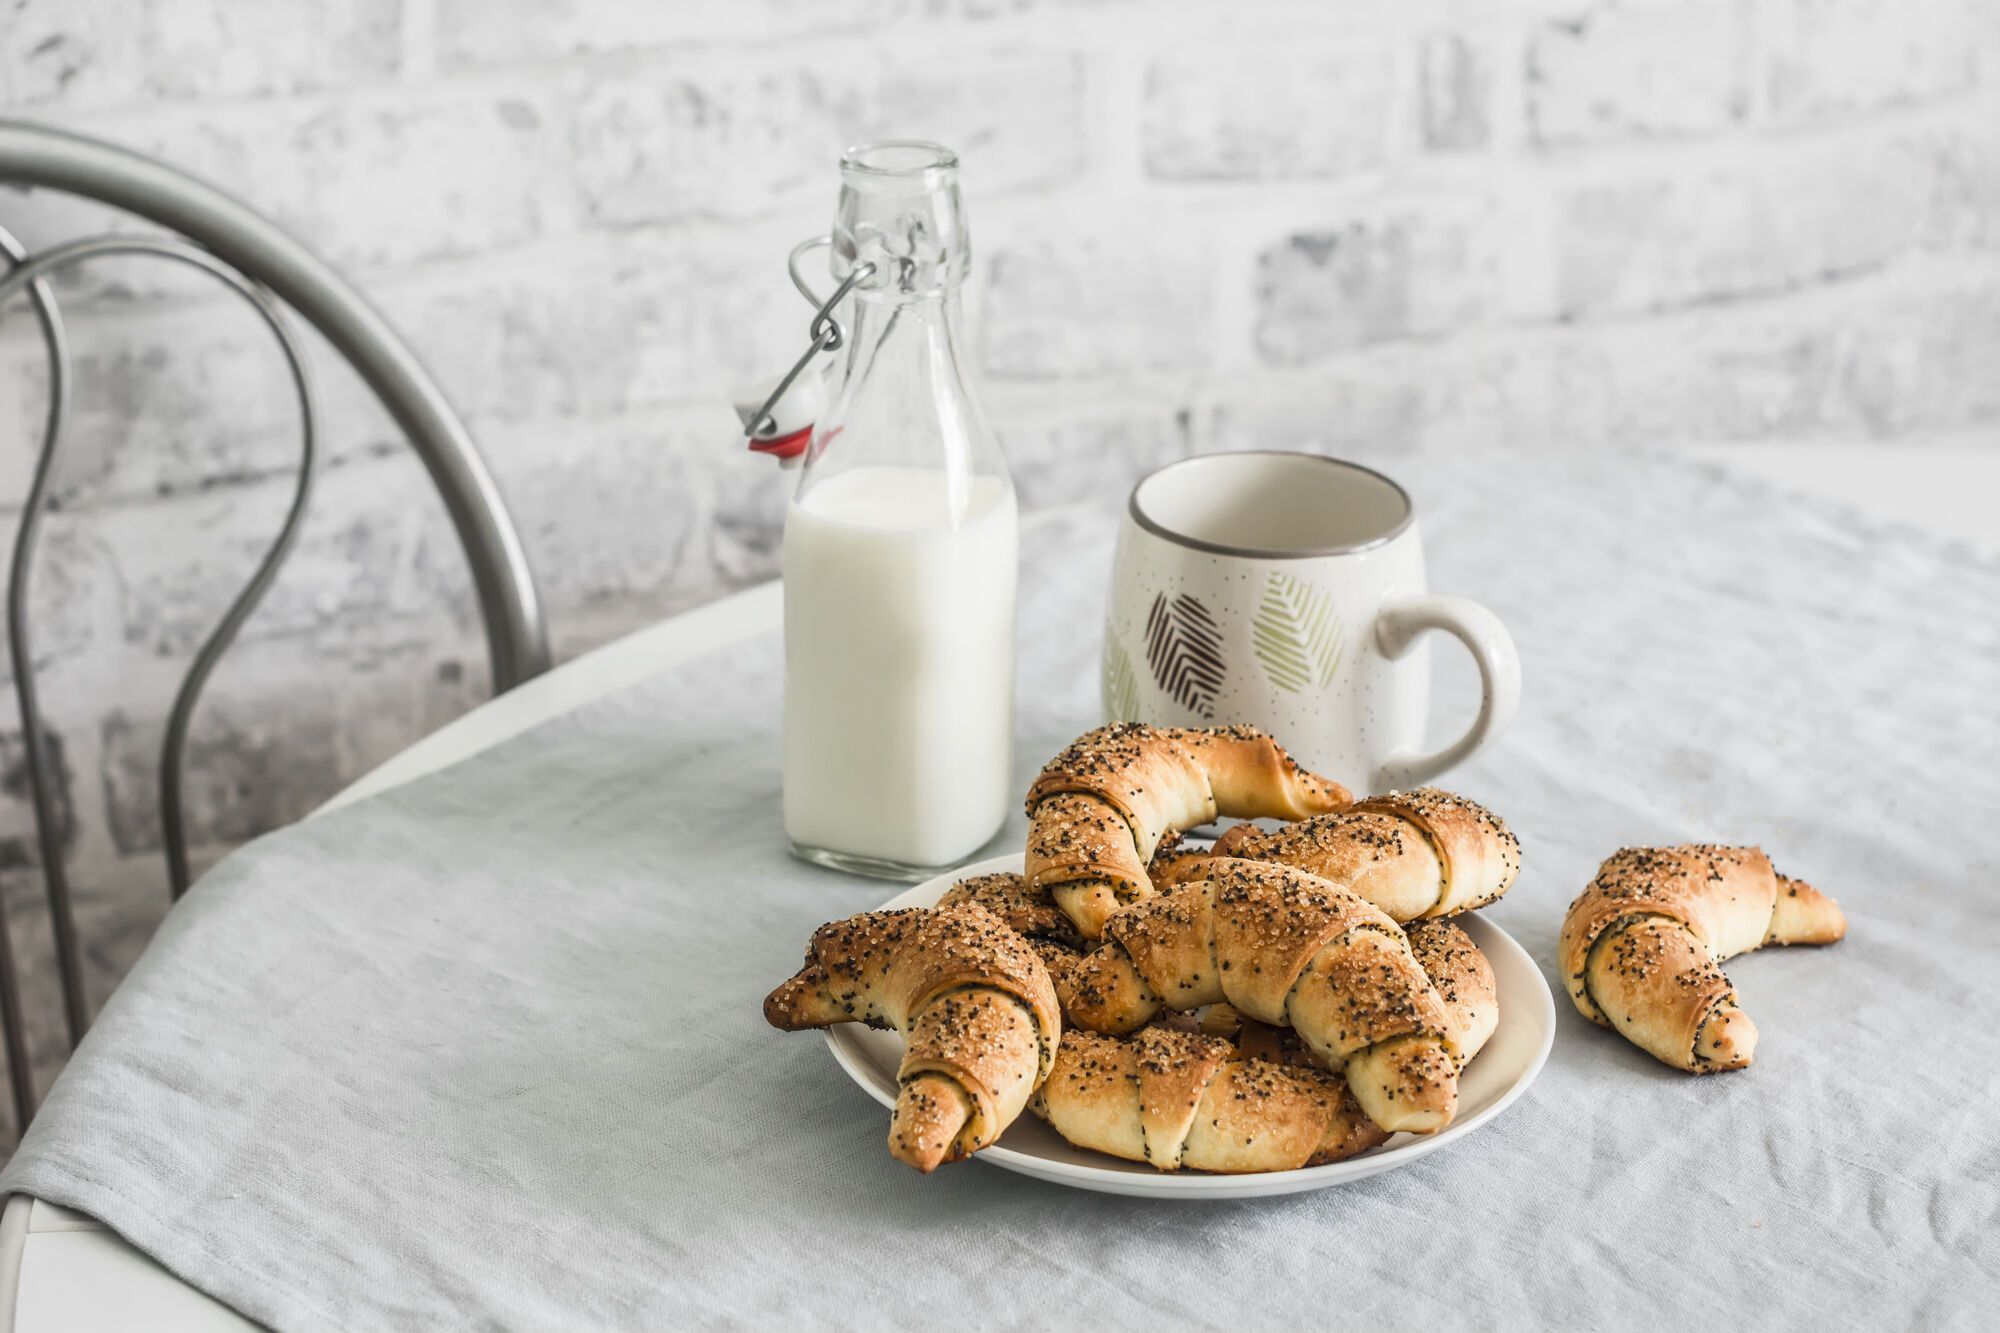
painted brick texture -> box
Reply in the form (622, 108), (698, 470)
(0, 0), (1997, 1126)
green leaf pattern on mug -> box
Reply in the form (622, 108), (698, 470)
(1252, 571), (1343, 693)
(1102, 627), (1141, 722)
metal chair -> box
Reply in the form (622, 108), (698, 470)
(0, 120), (553, 1137)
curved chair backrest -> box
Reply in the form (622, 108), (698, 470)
(0, 120), (552, 1135)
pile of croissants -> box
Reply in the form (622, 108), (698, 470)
(765, 724), (1845, 1175)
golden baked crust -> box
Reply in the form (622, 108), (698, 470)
(1405, 918), (1499, 1064)
(1025, 725), (1351, 940)
(1354, 788), (1519, 915)
(1185, 788), (1519, 922)
(1206, 917), (1498, 1072)
(765, 903), (1061, 1171)
(1146, 830), (1221, 890)
(1057, 861), (1461, 1135)
(1028, 791), (1152, 938)
(938, 871), (1087, 954)
(1029, 1027), (1389, 1172)
(1557, 845), (1846, 1073)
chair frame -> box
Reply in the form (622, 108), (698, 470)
(0, 120), (552, 1136)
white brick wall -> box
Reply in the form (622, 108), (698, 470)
(1, 0), (1997, 1120)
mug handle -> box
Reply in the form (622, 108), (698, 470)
(1371, 595), (1520, 790)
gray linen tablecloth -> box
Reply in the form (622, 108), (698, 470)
(3, 452), (1996, 1331)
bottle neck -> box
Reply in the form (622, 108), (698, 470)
(847, 283), (963, 316)
(833, 144), (969, 297)
(794, 140), (1005, 508)
(802, 275), (998, 502)
(832, 286), (972, 417)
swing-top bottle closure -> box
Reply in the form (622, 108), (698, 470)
(736, 141), (969, 465)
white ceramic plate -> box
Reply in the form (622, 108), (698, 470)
(824, 852), (1556, 1199)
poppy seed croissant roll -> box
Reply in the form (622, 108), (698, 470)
(1153, 787), (1521, 924)
(1025, 723), (1351, 941)
(1559, 845), (1845, 1072)
(1029, 1027), (1390, 1173)
(764, 903), (1061, 1172)
(1057, 861), (1462, 1135)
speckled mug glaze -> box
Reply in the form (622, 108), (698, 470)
(1104, 452), (1519, 794)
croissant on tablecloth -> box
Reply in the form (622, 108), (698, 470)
(764, 903), (1060, 1171)
(1057, 860), (1463, 1134)
(1559, 845), (1845, 1072)
(1025, 724), (1351, 941)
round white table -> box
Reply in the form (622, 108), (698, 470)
(1, 444), (1993, 1330)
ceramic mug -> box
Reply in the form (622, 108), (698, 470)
(1104, 451), (1519, 794)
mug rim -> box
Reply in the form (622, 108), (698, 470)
(1128, 451), (1416, 559)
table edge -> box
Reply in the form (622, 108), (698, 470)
(0, 1195), (27, 1331)
(316, 580), (783, 817)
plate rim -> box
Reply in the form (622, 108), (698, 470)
(823, 850), (1556, 1196)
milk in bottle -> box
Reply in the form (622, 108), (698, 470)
(780, 141), (1018, 878)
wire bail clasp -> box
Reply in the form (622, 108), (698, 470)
(741, 234), (876, 444)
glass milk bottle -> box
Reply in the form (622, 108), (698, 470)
(781, 141), (1018, 879)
